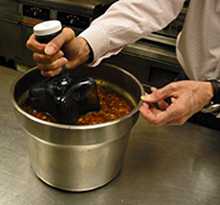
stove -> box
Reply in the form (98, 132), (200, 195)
(14, 0), (117, 66)
(18, 0), (117, 31)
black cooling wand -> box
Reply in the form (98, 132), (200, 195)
(28, 20), (100, 124)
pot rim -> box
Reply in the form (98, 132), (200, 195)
(11, 63), (145, 130)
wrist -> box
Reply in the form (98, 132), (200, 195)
(206, 81), (215, 104)
(202, 80), (220, 117)
(208, 80), (220, 104)
(200, 81), (214, 106)
(77, 37), (94, 64)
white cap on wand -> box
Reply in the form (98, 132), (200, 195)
(33, 20), (62, 36)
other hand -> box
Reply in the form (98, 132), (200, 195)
(140, 80), (213, 126)
(26, 27), (90, 77)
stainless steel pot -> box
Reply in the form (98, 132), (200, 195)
(12, 63), (144, 191)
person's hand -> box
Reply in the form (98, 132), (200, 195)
(140, 80), (214, 126)
(26, 27), (90, 77)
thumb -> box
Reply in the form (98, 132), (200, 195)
(141, 83), (175, 103)
(45, 27), (75, 56)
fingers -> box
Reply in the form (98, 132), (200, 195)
(139, 103), (167, 126)
(27, 28), (75, 56)
(141, 83), (177, 103)
(45, 27), (75, 56)
(37, 57), (68, 72)
(33, 50), (64, 64)
(26, 34), (45, 53)
(158, 100), (169, 110)
(139, 100), (187, 126)
(141, 94), (169, 110)
(140, 83), (180, 125)
(27, 27), (75, 76)
(154, 103), (184, 125)
(41, 67), (63, 77)
(26, 27), (76, 77)
(140, 81), (213, 126)
(33, 50), (68, 77)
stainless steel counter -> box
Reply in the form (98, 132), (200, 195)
(1, 65), (220, 205)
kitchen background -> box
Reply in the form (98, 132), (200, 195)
(2, 0), (218, 129)
(0, 0), (190, 86)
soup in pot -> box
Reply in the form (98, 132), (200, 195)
(22, 81), (134, 125)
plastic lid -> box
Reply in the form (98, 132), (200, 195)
(33, 20), (62, 36)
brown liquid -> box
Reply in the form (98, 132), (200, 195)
(23, 85), (133, 125)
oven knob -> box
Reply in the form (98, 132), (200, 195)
(75, 17), (80, 22)
(33, 11), (38, 17)
(70, 18), (74, 25)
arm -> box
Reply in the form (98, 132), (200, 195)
(26, 0), (185, 76)
(80, 0), (185, 65)
(140, 80), (214, 126)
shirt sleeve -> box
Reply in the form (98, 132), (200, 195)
(79, 0), (185, 66)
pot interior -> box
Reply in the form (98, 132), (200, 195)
(13, 63), (144, 125)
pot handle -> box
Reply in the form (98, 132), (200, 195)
(142, 83), (153, 94)
(142, 83), (172, 107)
(142, 83), (159, 109)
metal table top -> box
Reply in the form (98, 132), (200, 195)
(1, 66), (220, 205)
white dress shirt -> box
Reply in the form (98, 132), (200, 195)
(80, 0), (220, 81)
